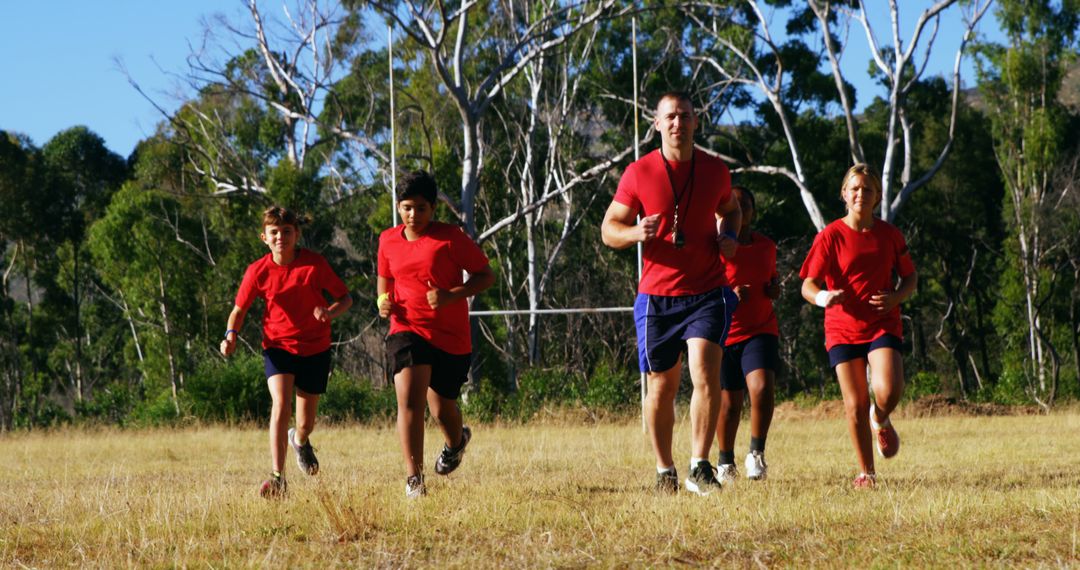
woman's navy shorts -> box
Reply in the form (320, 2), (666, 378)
(828, 333), (902, 368)
(720, 334), (780, 391)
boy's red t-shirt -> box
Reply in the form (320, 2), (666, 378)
(613, 148), (732, 296)
(235, 248), (350, 356)
(377, 222), (490, 355)
(724, 231), (779, 345)
(799, 219), (916, 350)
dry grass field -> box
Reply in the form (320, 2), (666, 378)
(2, 407), (1078, 568)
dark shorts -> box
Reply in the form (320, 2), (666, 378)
(263, 348), (332, 395)
(721, 334), (780, 391)
(386, 332), (471, 400)
(828, 333), (903, 368)
(634, 287), (738, 373)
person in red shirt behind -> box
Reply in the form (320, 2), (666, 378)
(715, 186), (780, 484)
(377, 170), (495, 499)
(221, 206), (353, 498)
(799, 164), (917, 489)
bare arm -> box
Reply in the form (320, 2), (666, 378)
(715, 192), (742, 258)
(377, 276), (393, 318)
(314, 292), (353, 323)
(601, 200), (659, 250)
(870, 271), (918, 314)
(220, 305), (248, 357)
(428, 264), (496, 309)
(801, 277), (846, 308)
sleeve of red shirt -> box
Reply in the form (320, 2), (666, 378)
(317, 255), (349, 298)
(799, 231), (830, 281)
(612, 162), (641, 211)
(449, 227), (490, 273)
(234, 262), (259, 310)
(768, 240), (779, 281)
(377, 232), (392, 279)
(893, 228), (916, 278)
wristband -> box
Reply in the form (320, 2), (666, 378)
(376, 293), (389, 308)
(224, 329), (238, 340)
(814, 290), (831, 308)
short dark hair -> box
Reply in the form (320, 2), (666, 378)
(396, 170), (438, 205)
(655, 91), (694, 111)
(732, 185), (755, 210)
(262, 205), (302, 230)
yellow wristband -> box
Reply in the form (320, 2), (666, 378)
(377, 293), (389, 307)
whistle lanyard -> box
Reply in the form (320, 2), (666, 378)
(660, 148), (695, 236)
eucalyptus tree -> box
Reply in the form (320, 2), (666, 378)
(680, 0), (992, 229)
(975, 0), (1079, 409)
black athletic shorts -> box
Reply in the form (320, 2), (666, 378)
(721, 334), (780, 391)
(386, 332), (471, 399)
(263, 348), (332, 395)
(828, 333), (903, 368)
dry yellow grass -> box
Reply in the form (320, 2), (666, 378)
(1, 410), (1078, 568)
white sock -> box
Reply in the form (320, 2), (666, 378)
(690, 457), (707, 469)
(656, 465), (676, 474)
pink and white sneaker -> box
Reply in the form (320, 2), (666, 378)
(870, 403), (900, 458)
(852, 472), (876, 489)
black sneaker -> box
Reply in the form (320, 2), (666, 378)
(434, 426), (472, 476)
(656, 468), (680, 494)
(684, 460), (722, 495)
(259, 472), (287, 499)
(288, 427), (319, 476)
(405, 474), (427, 498)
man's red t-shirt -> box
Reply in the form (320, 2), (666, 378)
(724, 231), (779, 345)
(377, 222), (490, 355)
(235, 248), (350, 356)
(799, 219), (916, 350)
(613, 148), (732, 296)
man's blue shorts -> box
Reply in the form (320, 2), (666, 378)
(634, 287), (738, 373)
(828, 333), (903, 368)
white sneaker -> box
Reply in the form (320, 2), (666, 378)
(717, 463), (738, 485)
(745, 451), (767, 481)
(405, 474), (426, 498)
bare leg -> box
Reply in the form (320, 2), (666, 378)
(427, 389), (463, 448)
(294, 388), (320, 445)
(267, 374), (295, 474)
(745, 368), (775, 444)
(868, 348), (904, 424)
(835, 360), (874, 475)
(686, 338), (723, 460)
(716, 389), (744, 456)
(645, 358), (682, 469)
(395, 365), (432, 477)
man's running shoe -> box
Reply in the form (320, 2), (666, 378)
(434, 426), (472, 476)
(656, 468), (679, 494)
(745, 451), (768, 481)
(288, 427), (319, 475)
(405, 474), (427, 499)
(684, 460), (722, 495)
(852, 472), (876, 489)
(259, 472), (287, 499)
(870, 403), (900, 458)
(717, 463), (738, 485)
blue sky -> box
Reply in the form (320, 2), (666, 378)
(1, 2), (1003, 160)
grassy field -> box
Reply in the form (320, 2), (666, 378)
(2, 408), (1078, 568)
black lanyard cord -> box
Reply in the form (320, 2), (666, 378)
(659, 148), (695, 231)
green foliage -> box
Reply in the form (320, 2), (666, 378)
(319, 372), (396, 422)
(185, 352), (269, 422)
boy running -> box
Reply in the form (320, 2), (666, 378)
(221, 206), (353, 498)
(716, 186), (780, 483)
(377, 170), (495, 498)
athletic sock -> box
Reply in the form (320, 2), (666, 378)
(718, 450), (735, 465)
(750, 437), (766, 454)
(657, 465), (676, 475)
(690, 457), (707, 470)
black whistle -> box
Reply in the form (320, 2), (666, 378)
(672, 229), (685, 249)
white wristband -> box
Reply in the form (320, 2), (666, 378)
(814, 290), (831, 308)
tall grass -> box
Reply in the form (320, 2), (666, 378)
(1, 410), (1078, 567)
